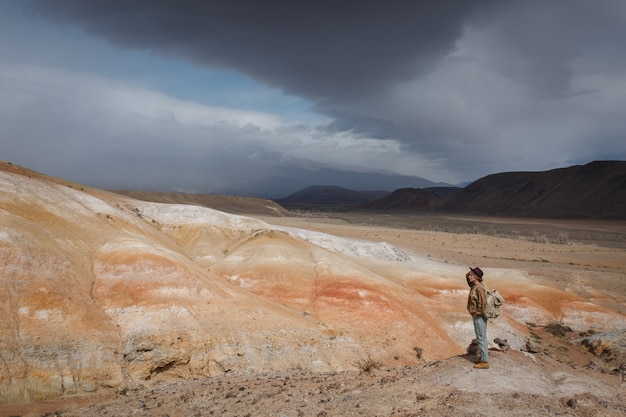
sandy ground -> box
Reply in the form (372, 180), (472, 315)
(3, 212), (625, 417)
(3, 341), (624, 417)
(4, 350), (624, 417)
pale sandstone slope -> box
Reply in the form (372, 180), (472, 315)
(1, 162), (624, 406)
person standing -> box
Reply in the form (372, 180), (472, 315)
(466, 266), (489, 369)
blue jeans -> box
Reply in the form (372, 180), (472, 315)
(472, 315), (488, 362)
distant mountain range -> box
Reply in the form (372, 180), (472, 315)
(275, 186), (389, 210)
(236, 150), (452, 198)
(444, 160), (626, 218)
(277, 161), (626, 219)
(361, 187), (459, 210)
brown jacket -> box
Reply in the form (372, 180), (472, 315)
(467, 284), (487, 316)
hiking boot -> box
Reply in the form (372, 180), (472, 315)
(473, 361), (489, 369)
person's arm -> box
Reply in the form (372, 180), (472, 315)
(475, 286), (487, 315)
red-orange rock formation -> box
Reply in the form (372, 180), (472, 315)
(1, 161), (624, 405)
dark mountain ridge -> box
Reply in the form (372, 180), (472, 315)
(361, 187), (451, 210)
(278, 161), (626, 219)
(444, 160), (626, 219)
(276, 185), (388, 210)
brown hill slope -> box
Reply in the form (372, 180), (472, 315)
(110, 190), (290, 216)
(445, 160), (626, 218)
(277, 185), (388, 209)
(362, 187), (445, 210)
(292, 161), (625, 219)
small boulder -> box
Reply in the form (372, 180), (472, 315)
(466, 339), (480, 358)
(494, 338), (510, 353)
(565, 393), (600, 408)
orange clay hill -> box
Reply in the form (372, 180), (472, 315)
(1, 160), (625, 406)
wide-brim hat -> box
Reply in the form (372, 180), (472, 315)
(469, 266), (484, 281)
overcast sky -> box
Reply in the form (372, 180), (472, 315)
(1, 0), (625, 192)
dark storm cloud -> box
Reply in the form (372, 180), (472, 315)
(463, 0), (626, 99)
(27, 0), (489, 102)
(21, 0), (626, 184)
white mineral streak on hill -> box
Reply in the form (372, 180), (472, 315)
(1, 165), (625, 405)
